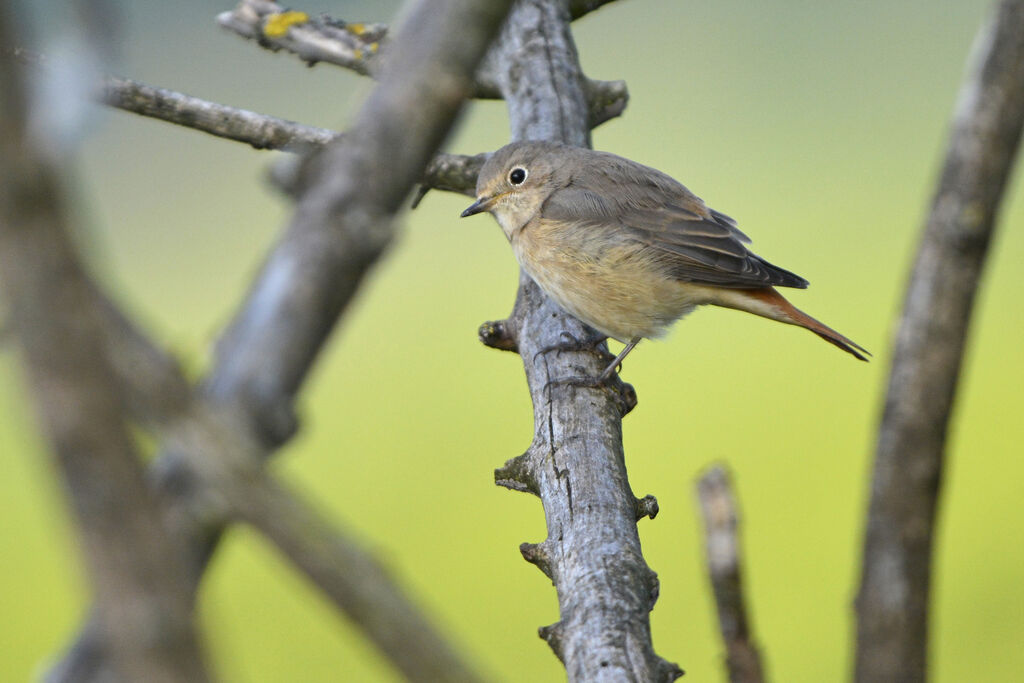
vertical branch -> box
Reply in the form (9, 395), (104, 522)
(696, 466), (765, 683)
(855, 2), (1024, 681)
(487, 0), (679, 680)
(0, 6), (209, 683)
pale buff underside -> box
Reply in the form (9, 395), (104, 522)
(511, 219), (785, 343)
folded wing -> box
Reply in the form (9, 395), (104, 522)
(542, 154), (809, 290)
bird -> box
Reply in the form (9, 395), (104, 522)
(460, 141), (868, 380)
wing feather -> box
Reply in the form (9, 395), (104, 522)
(540, 153), (808, 290)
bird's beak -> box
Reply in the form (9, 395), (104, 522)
(460, 195), (493, 218)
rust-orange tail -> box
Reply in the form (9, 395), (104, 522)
(721, 288), (870, 361)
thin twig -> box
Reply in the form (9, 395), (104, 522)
(5, 47), (486, 195)
(697, 466), (765, 683)
(217, 0), (628, 128)
(103, 75), (338, 151)
(855, 2), (1024, 681)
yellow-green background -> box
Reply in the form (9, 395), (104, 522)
(3, 0), (1022, 680)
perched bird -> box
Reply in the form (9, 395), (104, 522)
(461, 141), (868, 380)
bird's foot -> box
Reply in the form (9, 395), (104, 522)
(532, 331), (614, 366)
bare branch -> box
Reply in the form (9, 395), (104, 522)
(100, 74), (485, 195)
(216, 0), (386, 77)
(697, 466), (765, 683)
(217, 0), (628, 129)
(226, 464), (485, 683)
(5, 48), (487, 195)
(101, 300), (488, 683)
(103, 75), (337, 151)
(48, 0), (516, 678)
(485, 1), (679, 680)
(855, 2), (1024, 681)
(0, 9), (208, 682)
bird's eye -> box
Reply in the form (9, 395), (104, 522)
(508, 167), (528, 185)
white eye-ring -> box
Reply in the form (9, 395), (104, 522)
(508, 167), (528, 185)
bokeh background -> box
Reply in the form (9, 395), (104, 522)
(3, 0), (1022, 680)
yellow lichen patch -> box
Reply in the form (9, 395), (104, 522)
(263, 11), (309, 38)
(352, 48), (363, 60)
(367, 42), (379, 53)
(347, 22), (366, 35)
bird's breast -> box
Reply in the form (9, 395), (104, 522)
(512, 219), (706, 341)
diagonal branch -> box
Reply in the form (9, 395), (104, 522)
(99, 74), (485, 195)
(217, 0), (628, 129)
(855, 1), (1024, 681)
(4, 48), (486, 195)
(103, 74), (337, 151)
(697, 465), (766, 683)
(47, 0), (516, 679)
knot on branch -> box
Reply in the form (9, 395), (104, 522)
(538, 621), (565, 662)
(584, 78), (629, 129)
(634, 494), (659, 521)
(495, 452), (538, 494)
(520, 541), (554, 580)
(658, 660), (686, 681)
(478, 318), (518, 352)
(644, 568), (661, 605)
(241, 394), (300, 447)
(617, 381), (638, 416)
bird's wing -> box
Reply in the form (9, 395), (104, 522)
(541, 157), (809, 290)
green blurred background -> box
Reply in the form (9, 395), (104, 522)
(3, 0), (1022, 680)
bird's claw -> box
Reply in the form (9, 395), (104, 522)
(532, 331), (613, 366)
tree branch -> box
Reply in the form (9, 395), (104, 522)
(485, 1), (679, 680)
(99, 73), (485, 196)
(4, 48), (486, 195)
(47, 0), (515, 679)
(0, 7), (209, 682)
(217, 0), (628, 129)
(697, 466), (765, 683)
(855, 2), (1024, 681)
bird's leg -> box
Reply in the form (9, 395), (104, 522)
(597, 337), (641, 381)
(543, 336), (642, 390)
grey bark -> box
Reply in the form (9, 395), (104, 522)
(46, 0), (514, 680)
(0, 6), (210, 683)
(5, 46), (486, 193)
(486, 1), (681, 680)
(855, 1), (1024, 681)
(217, 0), (628, 129)
(697, 466), (765, 683)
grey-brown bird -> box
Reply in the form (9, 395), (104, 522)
(461, 141), (868, 379)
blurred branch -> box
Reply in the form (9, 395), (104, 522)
(49, 298), (488, 683)
(696, 466), (765, 683)
(0, 8), (209, 683)
(485, 1), (679, 680)
(855, 2), (1024, 681)
(224, 461), (485, 683)
(217, 0), (628, 129)
(48, 0), (515, 679)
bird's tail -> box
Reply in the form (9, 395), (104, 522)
(714, 287), (870, 361)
